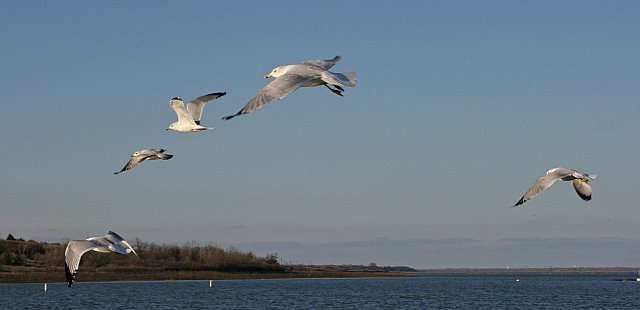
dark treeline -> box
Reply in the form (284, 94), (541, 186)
(0, 234), (283, 274)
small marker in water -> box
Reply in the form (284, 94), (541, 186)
(44, 283), (48, 292)
(516, 279), (520, 282)
(209, 280), (213, 287)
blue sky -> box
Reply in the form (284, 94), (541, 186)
(1, 1), (639, 268)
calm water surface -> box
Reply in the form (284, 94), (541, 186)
(1, 274), (639, 309)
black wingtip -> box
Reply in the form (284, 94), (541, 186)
(194, 120), (201, 125)
(577, 193), (592, 201)
(222, 113), (240, 121)
(512, 197), (525, 208)
(65, 263), (74, 287)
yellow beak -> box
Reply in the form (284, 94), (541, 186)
(264, 73), (272, 78)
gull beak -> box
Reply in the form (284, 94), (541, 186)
(165, 128), (170, 131)
(264, 73), (272, 79)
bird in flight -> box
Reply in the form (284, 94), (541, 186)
(114, 147), (173, 174)
(222, 56), (357, 120)
(513, 167), (597, 207)
(64, 231), (138, 287)
(167, 92), (226, 132)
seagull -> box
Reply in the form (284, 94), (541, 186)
(167, 92), (226, 132)
(114, 147), (173, 174)
(64, 231), (138, 287)
(513, 167), (597, 207)
(222, 56), (357, 120)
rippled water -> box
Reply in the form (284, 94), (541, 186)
(1, 274), (639, 309)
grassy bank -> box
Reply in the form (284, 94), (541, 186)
(0, 237), (410, 284)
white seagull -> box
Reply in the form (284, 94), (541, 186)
(513, 167), (597, 207)
(64, 231), (138, 287)
(114, 147), (173, 174)
(222, 56), (357, 120)
(167, 92), (226, 132)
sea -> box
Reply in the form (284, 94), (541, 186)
(1, 274), (639, 309)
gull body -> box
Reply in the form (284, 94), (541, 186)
(114, 147), (173, 174)
(222, 56), (357, 120)
(167, 92), (226, 132)
(513, 167), (597, 207)
(64, 231), (138, 287)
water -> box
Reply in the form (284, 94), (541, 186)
(1, 274), (639, 309)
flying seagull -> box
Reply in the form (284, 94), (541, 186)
(513, 167), (597, 207)
(114, 147), (173, 174)
(167, 92), (226, 132)
(64, 231), (138, 287)
(222, 56), (357, 120)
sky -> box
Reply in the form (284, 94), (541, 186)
(1, 1), (639, 269)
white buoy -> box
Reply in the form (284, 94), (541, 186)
(209, 280), (212, 287)
(44, 283), (48, 292)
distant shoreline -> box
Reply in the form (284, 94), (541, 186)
(1, 266), (638, 284)
(412, 267), (639, 275)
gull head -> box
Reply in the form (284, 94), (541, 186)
(265, 65), (289, 78)
(132, 151), (141, 157)
(166, 123), (178, 131)
(171, 96), (182, 101)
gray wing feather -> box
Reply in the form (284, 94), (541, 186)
(513, 174), (561, 207)
(547, 167), (589, 179)
(65, 240), (104, 277)
(170, 99), (197, 125)
(548, 167), (598, 181)
(321, 71), (357, 87)
(114, 155), (151, 174)
(187, 92), (226, 123)
(224, 74), (311, 119)
(120, 239), (139, 256)
(302, 55), (341, 70)
(147, 147), (165, 154)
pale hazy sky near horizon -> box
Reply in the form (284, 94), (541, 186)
(1, 1), (639, 268)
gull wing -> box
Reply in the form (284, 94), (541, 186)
(114, 154), (152, 174)
(546, 167), (594, 180)
(146, 147), (165, 154)
(64, 240), (104, 287)
(513, 173), (561, 207)
(187, 92), (226, 125)
(321, 71), (358, 87)
(572, 179), (593, 201)
(303, 55), (341, 70)
(105, 231), (138, 256)
(223, 74), (312, 120)
(546, 167), (596, 181)
(119, 239), (138, 256)
(170, 98), (197, 125)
